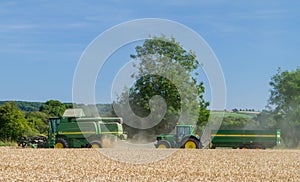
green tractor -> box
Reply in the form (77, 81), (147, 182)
(155, 124), (202, 149)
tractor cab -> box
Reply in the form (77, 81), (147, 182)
(176, 124), (194, 141)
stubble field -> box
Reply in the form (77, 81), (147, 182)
(0, 148), (299, 181)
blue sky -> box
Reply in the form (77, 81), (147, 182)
(0, 0), (299, 110)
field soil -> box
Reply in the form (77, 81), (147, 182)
(0, 148), (299, 181)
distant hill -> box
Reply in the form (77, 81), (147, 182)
(0, 101), (43, 112)
(0, 101), (260, 118)
(0, 101), (113, 116)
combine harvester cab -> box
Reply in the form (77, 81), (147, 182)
(48, 109), (127, 148)
(210, 129), (281, 149)
(155, 124), (203, 149)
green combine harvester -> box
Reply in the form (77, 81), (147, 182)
(155, 124), (281, 149)
(17, 109), (127, 148)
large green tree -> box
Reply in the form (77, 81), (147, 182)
(116, 36), (209, 138)
(0, 102), (36, 141)
(267, 68), (300, 147)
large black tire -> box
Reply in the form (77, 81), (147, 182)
(183, 138), (199, 149)
(89, 141), (102, 148)
(55, 138), (69, 148)
(156, 140), (171, 148)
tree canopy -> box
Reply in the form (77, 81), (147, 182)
(267, 68), (300, 147)
(40, 100), (66, 117)
(115, 36), (209, 138)
(0, 102), (37, 141)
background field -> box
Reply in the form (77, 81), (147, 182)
(0, 148), (299, 181)
(210, 110), (258, 119)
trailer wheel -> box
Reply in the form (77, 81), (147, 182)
(184, 138), (199, 149)
(90, 141), (102, 148)
(156, 140), (171, 148)
(55, 138), (68, 148)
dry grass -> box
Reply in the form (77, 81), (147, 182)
(0, 147), (299, 181)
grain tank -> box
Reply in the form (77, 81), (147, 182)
(48, 109), (126, 148)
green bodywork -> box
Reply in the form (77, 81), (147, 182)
(210, 129), (281, 149)
(48, 115), (126, 148)
(155, 124), (201, 148)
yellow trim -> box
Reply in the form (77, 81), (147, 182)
(211, 134), (276, 137)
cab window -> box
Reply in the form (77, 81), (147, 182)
(176, 126), (191, 137)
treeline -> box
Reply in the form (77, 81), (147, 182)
(0, 99), (299, 148)
(0, 101), (43, 112)
(0, 101), (113, 114)
(0, 100), (113, 142)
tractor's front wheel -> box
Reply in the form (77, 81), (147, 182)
(55, 138), (69, 148)
(184, 138), (199, 149)
(156, 140), (171, 148)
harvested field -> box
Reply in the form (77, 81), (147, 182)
(0, 148), (299, 181)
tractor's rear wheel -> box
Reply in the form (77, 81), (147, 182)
(184, 138), (199, 149)
(156, 140), (171, 148)
(55, 138), (68, 148)
(89, 141), (102, 148)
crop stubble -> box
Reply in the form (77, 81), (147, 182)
(0, 148), (299, 181)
